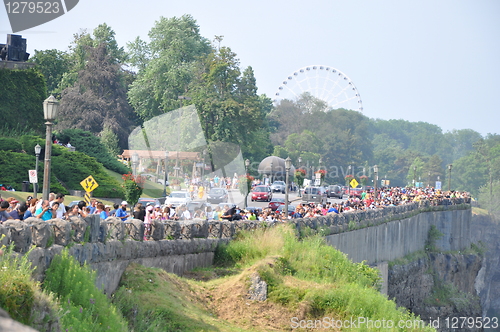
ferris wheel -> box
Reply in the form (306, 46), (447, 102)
(273, 65), (363, 112)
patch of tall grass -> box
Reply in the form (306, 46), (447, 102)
(0, 243), (36, 325)
(113, 263), (247, 332)
(216, 224), (435, 331)
(43, 249), (128, 332)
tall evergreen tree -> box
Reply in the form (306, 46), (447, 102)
(56, 44), (136, 149)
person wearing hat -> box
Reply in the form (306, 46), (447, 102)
(116, 201), (129, 221)
(6, 198), (18, 213)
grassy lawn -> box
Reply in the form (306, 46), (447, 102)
(104, 169), (169, 199)
(0, 191), (117, 206)
(3, 170), (173, 205)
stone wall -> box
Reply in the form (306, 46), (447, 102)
(0, 199), (470, 295)
(388, 253), (483, 332)
(323, 208), (472, 265)
(28, 237), (226, 295)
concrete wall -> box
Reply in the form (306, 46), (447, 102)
(324, 209), (471, 265)
(28, 238), (226, 295)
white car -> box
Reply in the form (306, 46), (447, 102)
(165, 191), (192, 207)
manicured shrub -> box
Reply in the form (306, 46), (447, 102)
(56, 129), (130, 174)
(0, 137), (23, 152)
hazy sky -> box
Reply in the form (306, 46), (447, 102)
(1, 0), (499, 136)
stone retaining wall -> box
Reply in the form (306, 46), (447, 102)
(0, 198), (470, 294)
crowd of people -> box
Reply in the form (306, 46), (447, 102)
(0, 187), (470, 242)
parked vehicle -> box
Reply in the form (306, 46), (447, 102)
(277, 204), (296, 217)
(165, 191), (192, 207)
(245, 206), (262, 214)
(251, 185), (273, 202)
(302, 186), (327, 204)
(345, 187), (363, 197)
(326, 185), (343, 198)
(217, 202), (236, 210)
(68, 200), (81, 208)
(270, 181), (286, 193)
(137, 197), (162, 207)
(268, 197), (286, 211)
(206, 188), (229, 204)
(187, 201), (209, 214)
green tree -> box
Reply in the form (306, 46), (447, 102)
(127, 15), (211, 120)
(478, 180), (500, 220)
(29, 49), (70, 95)
(56, 44), (137, 149)
(238, 174), (254, 208)
(122, 173), (143, 207)
(0, 68), (46, 134)
(100, 125), (120, 156)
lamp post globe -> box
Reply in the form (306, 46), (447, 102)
(42, 95), (59, 201)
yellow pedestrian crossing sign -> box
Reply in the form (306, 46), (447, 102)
(80, 175), (99, 192)
(350, 178), (359, 188)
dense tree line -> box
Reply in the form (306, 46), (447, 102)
(25, 14), (499, 202)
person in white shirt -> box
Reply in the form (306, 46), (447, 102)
(50, 193), (67, 219)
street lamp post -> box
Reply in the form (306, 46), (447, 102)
(428, 171), (431, 188)
(284, 157), (292, 220)
(162, 151), (169, 197)
(132, 152), (139, 176)
(270, 160), (274, 184)
(373, 165), (378, 196)
(298, 157), (302, 197)
(318, 157), (322, 186)
(34, 144), (41, 199)
(245, 159), (250, 175)
(413, 166), (417, 187)
(42, 95), (59, 201)
(448, 164), (453, 191)
(178, 95), (191, 108)
(244, 159), (250, 208)
(347, 165), (352, 194)
(202, 149), (207, 183)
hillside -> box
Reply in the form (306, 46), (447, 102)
(1, 224), (436, 331)
(112, 225), (435, 332)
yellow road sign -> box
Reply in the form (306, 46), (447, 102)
(84, 192), (91, 205)
(80, 175), (99, 192)
(350, 178), (359, 188)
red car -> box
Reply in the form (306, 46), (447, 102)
(251, 185), (273, 202)
(346, 187), (363, 197)
(268, 198), (286, 211)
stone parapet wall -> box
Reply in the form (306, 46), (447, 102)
(0, 199), (469, 254)
(0, 198), (469, 294)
